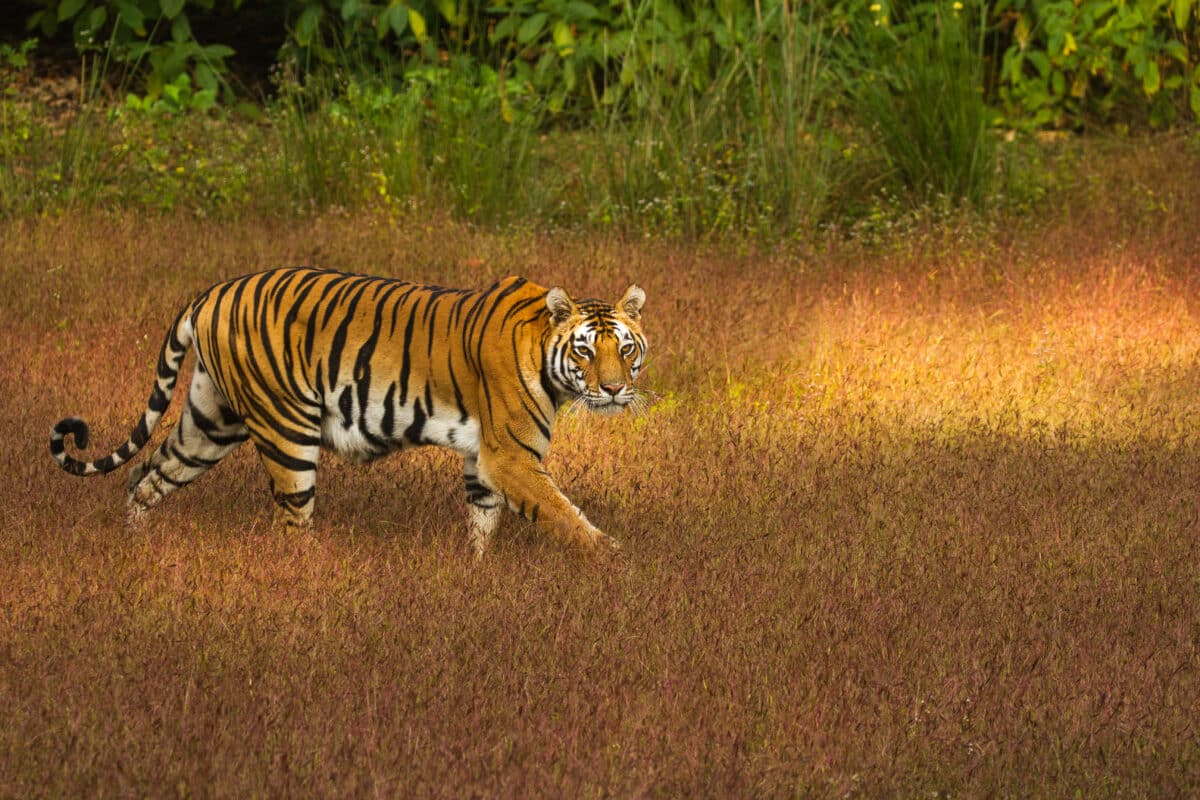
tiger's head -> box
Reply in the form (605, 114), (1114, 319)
(545, 284), (648, 415)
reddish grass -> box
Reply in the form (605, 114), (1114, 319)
(2, 139), (1200, 796)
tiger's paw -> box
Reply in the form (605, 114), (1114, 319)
(271, 511), (314, 534)
(124, 502), (150, 531)
(588, 531), (622, 558)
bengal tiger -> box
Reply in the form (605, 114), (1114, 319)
(49, 267), (648, 557)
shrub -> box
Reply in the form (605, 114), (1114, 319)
(995, 0), (1200, 128)
(841, 0), (998, 207)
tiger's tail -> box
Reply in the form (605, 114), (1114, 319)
(50, 308), (194, 477)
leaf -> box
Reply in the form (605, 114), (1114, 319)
(1027, 50), (1050, 77)
(552, 19), (575, 56)
(87, 6), (108, 33)
(161, 0), (186, 17)
(57, 0), (85, 23)
(115, 1), (146, 35)
(340, 0), (361, 21)
(170, 14), (191, 42)
(1014, 14), (1030, 48)
(408, 7), (428, 42)
(518, 12), (548, 44)
(1190, 84), (1200, 117)
(193, 88), (217, 111)
(1142, 60), (1160, 95)
(435, 0), (463, 26)
(491, 16), (518, 41)
(564, 1), (601, 20)
(1172, 0), (1192, 29)
(1163, 40), (1187, 63)
(195, 63), (218, 92)
(548, 86), (566, 113)
(386, 5), (408, 38)
(562, 57), (576, 91)
(295, 5), (322, 46)
(201, 44), (235, 59)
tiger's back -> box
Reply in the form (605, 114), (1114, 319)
(189, 268), (534, 463)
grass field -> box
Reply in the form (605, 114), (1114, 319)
(2, 138), (1200, 796)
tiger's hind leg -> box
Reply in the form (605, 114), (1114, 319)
(127, 364), (249, 525)
(464, 455), (501, 560)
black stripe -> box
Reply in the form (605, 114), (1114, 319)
(404, 398), (426, 445)
(506, 424), (544, 462)
(190, 401), (251, 446)
(255, 440), (317, 473)
(274, 487), (316, 508)
(53, 417), (89, 448)
(130, 417), (151, 448)
(398, 304), (417, 406)
(154, 468), (187, 488)
(448, 358), (469, 423)
(148, 385), (169, 413)
(381, 382), (396, 439)
(326, 279), (371, 389)
(169, 443), (221, 468)
(339, 385), (353, 428)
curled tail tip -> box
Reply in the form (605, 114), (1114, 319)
(50, 417), (98, 475)
(51, 417), (90, 451)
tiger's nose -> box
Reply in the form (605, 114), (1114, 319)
(601, 382), (625, 397)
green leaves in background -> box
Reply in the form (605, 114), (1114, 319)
(27, 0), (241, 106)
(16, 0), (1200, 130)
(995, 0), (1199, 127)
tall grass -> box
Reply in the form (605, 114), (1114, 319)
(265, 58), (559, 223)
(589, 2), (834, 237)
(0, 54), (124, 215)
(848, 1), (997, 208)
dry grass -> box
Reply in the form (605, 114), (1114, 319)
(2, 139), (1200, 796)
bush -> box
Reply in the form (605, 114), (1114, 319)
(995, 0), (1200, 128)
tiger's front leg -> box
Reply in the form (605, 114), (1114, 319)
(476, 447), (620, 556)
(250, 434), (321, 531)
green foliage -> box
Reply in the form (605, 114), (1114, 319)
(124, 71), (217, 114)
(996, 0), (1200, 127)
(842, 1), (998, 207)
(20, 0), (1200, 137)
(265, 60), (547, 221)
(588, 2), (836, 237)
(0, 52), (120, 214)
(24, 0), (240, 102)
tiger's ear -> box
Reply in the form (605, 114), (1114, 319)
(546, 287), (576, 325)
(619, 285), (646, 320)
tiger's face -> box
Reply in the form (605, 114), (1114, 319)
(545, 285), (648, 414)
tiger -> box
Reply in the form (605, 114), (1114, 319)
(49, 267), (648, 557)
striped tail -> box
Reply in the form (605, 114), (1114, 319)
(50, 309), (194, 477)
